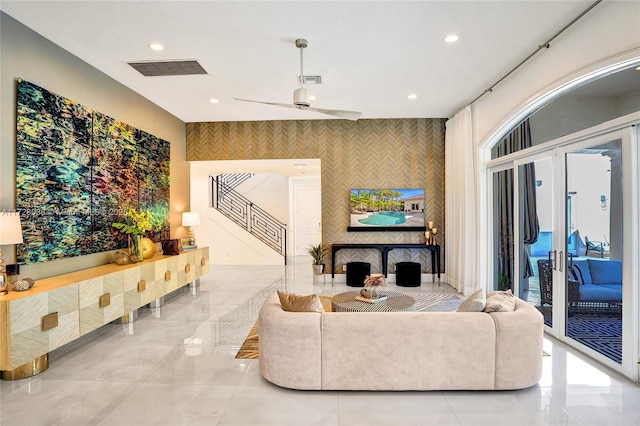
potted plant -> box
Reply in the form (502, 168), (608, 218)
(112, 209), (153, 262)
(306, 243), (327, 275)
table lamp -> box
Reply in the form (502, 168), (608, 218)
(0, 213), (24, 295)
(181, 212), (200, 246)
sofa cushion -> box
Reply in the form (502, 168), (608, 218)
(321, 311), (497, 390)
(484, 289), (516, 312)
(588, 259), (622, 285)
(457, 288), (486, 312)
(569, 264), (585, 285)
(277, 291), (324, 313)
(571, 259), (592, 284)
(578, 284), (622, 301)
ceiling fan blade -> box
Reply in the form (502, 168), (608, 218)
(233, 98), (298, 109)
(233, 98), (362, 121)
(307, 107), (362, 121)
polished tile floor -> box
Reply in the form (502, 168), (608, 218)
(1, 257), (639, 426)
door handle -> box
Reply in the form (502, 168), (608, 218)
(558, 251), (564, 272)
(567, 253), (574, 270)
(548, 250), (557, 270)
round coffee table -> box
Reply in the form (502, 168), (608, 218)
(331, 290), (416, 312)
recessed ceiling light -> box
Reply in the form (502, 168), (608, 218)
(444, 35), (459, 43)
(309, 95), (317, 101)
(149, 43), (164, 51)
(209, 98), (219, 104)
(636, 66), (640, 71)
(408, 94), (418, 100)
(237, 168), (243, 172)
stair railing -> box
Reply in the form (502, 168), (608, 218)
(210, 175), (287, 260)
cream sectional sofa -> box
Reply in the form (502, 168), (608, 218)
(258, 292), (543, 391)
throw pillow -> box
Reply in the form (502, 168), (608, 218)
(277, 291), (324, 313)
(484, 289), (516, 313)
(456, 288), (486, 312)
(587, 259), (622, 285)
(569, 264), (584, 285)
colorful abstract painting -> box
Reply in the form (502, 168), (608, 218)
(16, 80), (170, 264)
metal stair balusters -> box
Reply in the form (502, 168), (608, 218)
(210, 175), (287, 260)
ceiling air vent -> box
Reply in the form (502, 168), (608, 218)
(128, 60), (207, 77)
(297, 75), (323, 85)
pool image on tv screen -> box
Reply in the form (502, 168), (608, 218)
(349, 189), (425, 229)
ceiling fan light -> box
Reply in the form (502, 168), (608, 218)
(294, 87), (310, 107)
(444, 35), (459, 43)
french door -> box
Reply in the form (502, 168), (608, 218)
(490, 125), (637, 378)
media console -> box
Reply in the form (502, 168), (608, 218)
(331, 243), (440, 280)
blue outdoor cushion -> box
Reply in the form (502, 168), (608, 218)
(571, 259), (592, 284)
(579, 284), (622, 301)
(569, 264), (584, 284)
(588, 259), (622, 285)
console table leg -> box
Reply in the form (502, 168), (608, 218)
(149, 297), (165, 308)
(189, 279), (200, 296)
(1, 354), (49, 380)
(113, 309), (139, 324)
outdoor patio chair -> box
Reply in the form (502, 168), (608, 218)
(585, 236), (604, 258)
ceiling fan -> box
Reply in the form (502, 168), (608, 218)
(234, 38), (362, 121)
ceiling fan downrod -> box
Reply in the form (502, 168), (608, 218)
(294, 38), (310, 107)
(295, 38), (307, 83)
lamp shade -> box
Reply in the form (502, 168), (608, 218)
(181, 212), (200, 227)
(0, 213), (24, 245)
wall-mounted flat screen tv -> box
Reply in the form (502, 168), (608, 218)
(348, 189), (426, 232)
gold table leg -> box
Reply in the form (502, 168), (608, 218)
(1, 354), (49, 380)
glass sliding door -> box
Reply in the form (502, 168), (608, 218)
(487, 117), (638, 380)
(563, 138), (623, 365)
(516, 156), (554, 327)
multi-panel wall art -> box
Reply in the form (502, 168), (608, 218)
(16, 80), (170, 265)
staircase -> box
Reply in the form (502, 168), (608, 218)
(210, 174), (287, 261)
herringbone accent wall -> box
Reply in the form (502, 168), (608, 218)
(187, 118), (446, 276)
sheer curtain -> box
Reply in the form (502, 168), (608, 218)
(445, 106), (478, 295)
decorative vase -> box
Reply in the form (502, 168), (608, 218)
(362, 273), (385, 299)
(129, 235), (143, 263)
(361, 284), (381, 299)
(113, 250), (130, 265)
(141, 237), (156, 259)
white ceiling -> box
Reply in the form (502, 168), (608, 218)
(1, 1), (596, 123)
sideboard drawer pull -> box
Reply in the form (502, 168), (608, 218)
(42, 312), (59, 331)
(200, 258), (206, 266)
(164, 271), (171, 281)
(138, 280), (146, 292)
(185, 264), (191, 273)
(99, 293), (111, 308)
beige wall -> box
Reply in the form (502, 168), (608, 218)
(0, 13), (188, 279)
(186, 118), (445, 274)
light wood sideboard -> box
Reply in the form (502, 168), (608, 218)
(0, 247), (209, 376)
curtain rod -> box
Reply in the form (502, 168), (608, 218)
(453, 0), (603, 118)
